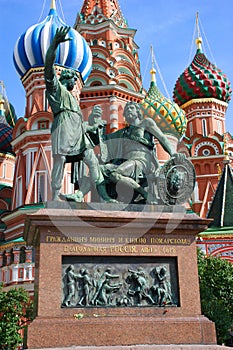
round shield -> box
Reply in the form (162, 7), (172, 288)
(157, 156), (196, 205)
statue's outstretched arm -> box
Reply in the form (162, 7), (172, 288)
(143, 118), (187, 162)
(146, 119), (187, 166)
(142, 118), (175, 156)
(44, 26), (71, 80)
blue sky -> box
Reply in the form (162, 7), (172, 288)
(1, 0), (233, 133)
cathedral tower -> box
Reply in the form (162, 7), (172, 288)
(74, 0), (144, 132)
(173, 19), (232, 217)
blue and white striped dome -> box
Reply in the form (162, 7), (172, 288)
(13, 3), (92, 82)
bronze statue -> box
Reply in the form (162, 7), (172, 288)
(104, 102), (171, 202)
(45, 26), (194, 205)
(44, 26), (114, 202)
(102, 102), (188, 203)
(57, 99), (194, 204)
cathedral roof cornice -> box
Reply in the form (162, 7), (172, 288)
(11, 129), (51, 148)
(75, 20), (136, 37)
(181, 97), (228, 109)
(0, 152), (16, 160)
(81, 84), (144, 99)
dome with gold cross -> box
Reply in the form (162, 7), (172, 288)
(140, 68), (187, 139)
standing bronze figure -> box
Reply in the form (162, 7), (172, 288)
(44, 26), (113, 202)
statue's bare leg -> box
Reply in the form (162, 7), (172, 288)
(83, 149), (117, 203)
(51, 155), (66, 200)
(110, 161), (148, 200)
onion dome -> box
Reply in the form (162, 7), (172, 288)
(13, 0), (92, 82)
(0, 100), (13, 154)
(140, 68), (187, 139)
(0, 96), (17, 128)
(173, 37), (232, 106)
(5, 102), (17, 128)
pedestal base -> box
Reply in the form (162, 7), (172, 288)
(27, 315), (216, 348)
(24, 204), (216, 348)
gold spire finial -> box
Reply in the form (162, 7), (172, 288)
(0, 100), (6, 122)
(150, 45), (156, 84)
(50, 0), (56, 10)
(0, 99), (5, 112)
(217, 163), (222, 180)
(223, 133), (230, 163)
(196, 37), (202, 50)
(195, 12), (202, 50)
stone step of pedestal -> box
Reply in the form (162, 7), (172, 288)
(31, 345), (232, 350)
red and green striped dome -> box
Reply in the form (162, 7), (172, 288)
(173, 44), (232, 106)
(140, 69), (187, 139)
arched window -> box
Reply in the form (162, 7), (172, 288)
(217, 120), (222, 134)
(3, 252), (7, 266)
(195, 164), (201, 174)
(16, 176), (22, 208)
(189, 121), (193, 137)
(90, 81), (102, 87)
(20, 247), (26, 263)
(99, 40), (106, 47)
(114, 42), (120, 49)
(192, 182), (199, 202)
(202, 119), (208, 137)
(204, 164), (211, 174)
(35, 171), (47, 202)
(119, 83), (128, 89)
(44, 90), (48, 111)
(10, 249), (14, 265)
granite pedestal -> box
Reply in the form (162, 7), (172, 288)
(24, 202), (216, 348)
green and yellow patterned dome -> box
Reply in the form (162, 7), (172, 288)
(140, 68), (187, 139)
